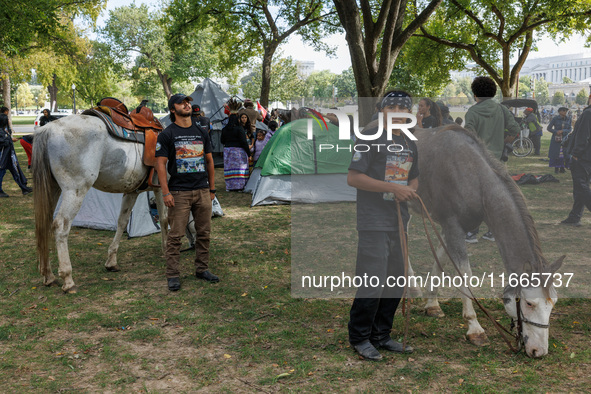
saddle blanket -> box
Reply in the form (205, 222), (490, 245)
(83, 108), (146, 144)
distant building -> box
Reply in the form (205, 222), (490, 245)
(520, 53), (591, 83)
(295, 60), (314, 77)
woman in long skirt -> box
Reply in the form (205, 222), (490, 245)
(547, 107), (572, 173)
(221, 113), (251, 191)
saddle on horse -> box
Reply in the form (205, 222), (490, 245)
(82, 97), (164, 187)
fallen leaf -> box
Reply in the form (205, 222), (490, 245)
(459, 379), (464, 384)
(48, 376), (55, 381)
(408, 357), (415, 362)
(223, 354), (232, 359)
(97, 242), (102, 245)
(241, 293), (248, 297)
(276, 372), (291, 379)
(101, 278), (114, 281)
(32, 287), (37, 290)
(272, 363), (279, 368)
(570, 352), (575, 358)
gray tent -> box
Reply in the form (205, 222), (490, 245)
(55, 188), (160, 238)
(160, 78), (231, 163)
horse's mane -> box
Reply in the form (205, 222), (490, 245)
(438, 124), (547, 274)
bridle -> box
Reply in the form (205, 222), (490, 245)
(510, 295), (551, 350)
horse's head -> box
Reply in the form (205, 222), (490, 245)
(502, 256), (564, 358)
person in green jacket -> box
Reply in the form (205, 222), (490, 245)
(463, 76), (520, 243)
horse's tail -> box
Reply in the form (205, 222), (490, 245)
(32, 125), (60, 282)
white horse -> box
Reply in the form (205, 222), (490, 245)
(32, 115), (168, 294)
(413, 125), (564, 358)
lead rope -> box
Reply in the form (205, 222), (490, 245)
(396, 202), (411, 353)
(406, 195), (521, 353)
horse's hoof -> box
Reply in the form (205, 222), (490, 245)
(105, 265), (121, 272)
(425, 306), (445, 318)
(44, 279), (59, 287)
(63, 286), (78, 294)
(466, 332), (489, 347)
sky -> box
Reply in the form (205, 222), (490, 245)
(101, 0), (590, 75)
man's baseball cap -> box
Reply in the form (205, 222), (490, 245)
(168, 94), (192, 110)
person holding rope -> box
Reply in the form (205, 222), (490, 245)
(347, 90), (419, 361)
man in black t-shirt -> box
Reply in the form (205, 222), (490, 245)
(155, 94), (218, 291)
(347, 91), (419, 360)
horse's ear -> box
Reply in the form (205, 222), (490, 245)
(548, 255), (565, 274)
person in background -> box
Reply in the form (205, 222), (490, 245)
(238, 99), (262, 135)
(463, 76), (520, 243)
(39, 109), (57, 127)
(560, 97), (591, 227)
(547, 107), (572, 174)
(19, 134), (34, 169)
(264, 120), (279, 143)
(221, 105), (251, 191)
(417, 98), (442, 128)
(523, 107), (543, 156)
(251, 130), (268, 165)
(436, 101), (455, 125)
(0, 106), (33, 197)
(455, 117), (463, 126)
(191, 104), (211, 133)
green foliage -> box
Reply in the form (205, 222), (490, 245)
(241, 56), (307, 102)
(15, 83), (34, 109)
(389, 36), (464, 97)
(0, 0), (103, 56)
(333, 67), (356, 100)
(419, 0), (591, 96)
(165, 0), (336, 105)
(563, 76), (575, 84)
(552, 91), (565, 106)
(535, 79), (551, 105)
(305, 70), (336, 98)
(101, 3), (222, 98)
(575, 88), (588, 105)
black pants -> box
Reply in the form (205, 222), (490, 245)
(566, 159), (591, 221)
(531, 134), (542, 155)
(0, 148), (28, 192)
(348, 231), (405, 345)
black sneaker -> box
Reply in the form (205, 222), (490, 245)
(465, 232), (478, 244)
(167, 277), (181, 291)
(560, 219), (581, 227)
(353, 340), (382, 361)
(196, 270), (219, 283)
(0, 191), (8, 198)
(22, 187), (33, 196)
(482, 231), (495, 242)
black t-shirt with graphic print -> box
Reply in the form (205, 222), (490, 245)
(155, 122), (213, 191)
(348, 128), (419, 232)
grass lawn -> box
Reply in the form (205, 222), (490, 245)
(10, 116), (36, 126)
(0, 134), (589, 392)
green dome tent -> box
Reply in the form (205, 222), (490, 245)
(245, 118), (356, 206)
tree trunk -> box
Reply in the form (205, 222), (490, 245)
(1, 71), (12, 130)
(156, 69), (172, 99)
(259, 44), (278, 108)
(47, 74), (58, 112)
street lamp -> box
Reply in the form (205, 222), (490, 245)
(35, 96), (38, 112)
(72, 83), (76, 114)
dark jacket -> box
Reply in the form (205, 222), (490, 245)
(221, 114), (251, 156)
(567, 105), (591, 162)
(40, 115), (57, 127)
